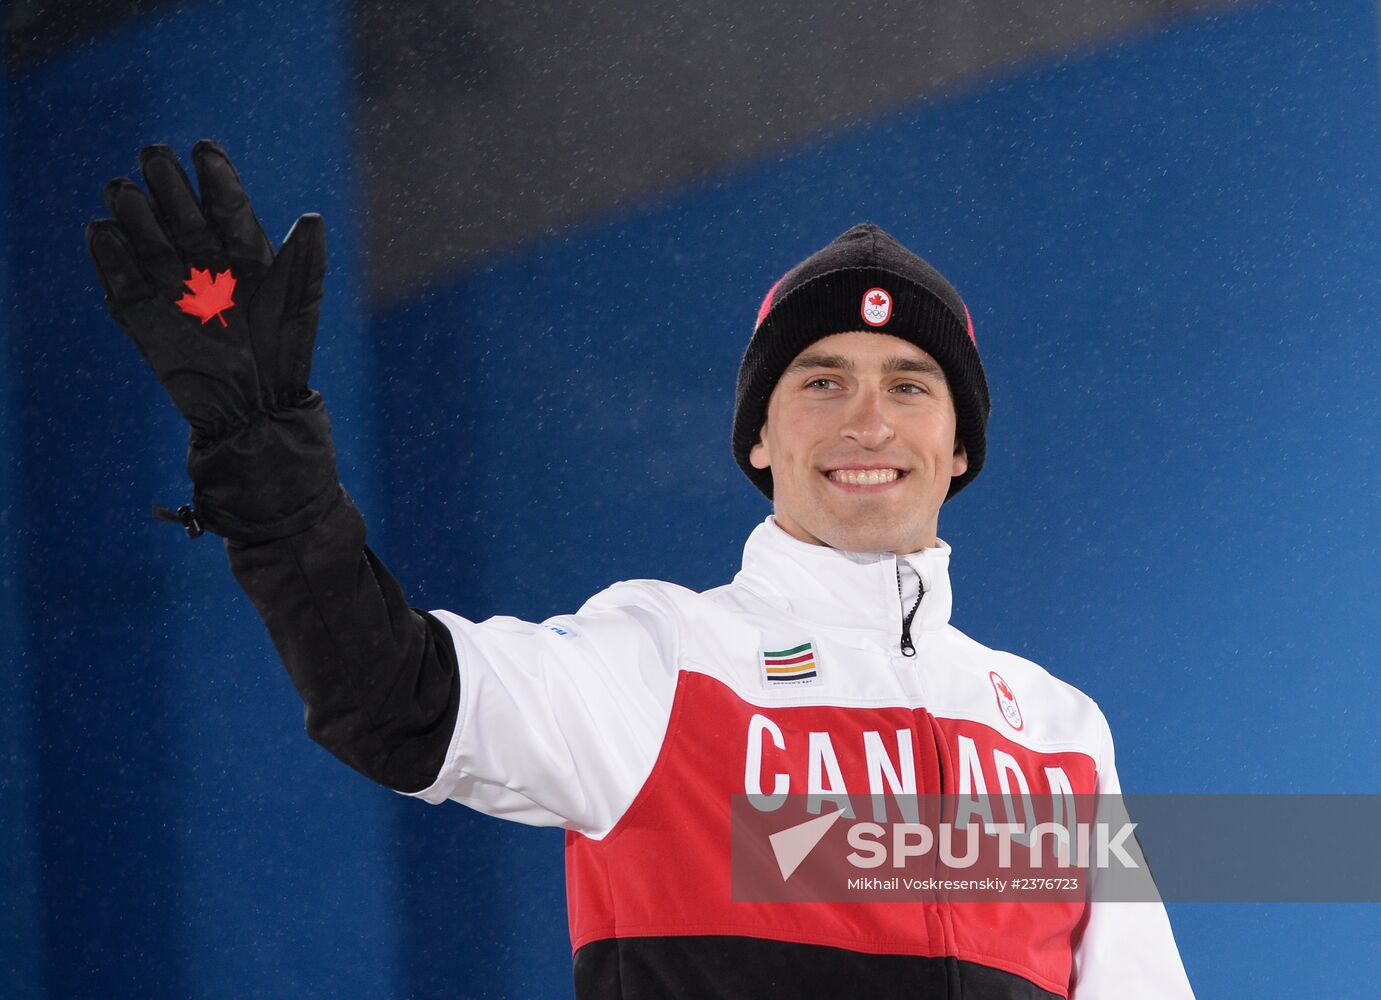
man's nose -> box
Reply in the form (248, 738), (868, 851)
(840, 388), (894, 449)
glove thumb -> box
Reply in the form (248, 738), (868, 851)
(250, 212), (327, 406)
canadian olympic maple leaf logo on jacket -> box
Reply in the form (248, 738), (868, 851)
(176, 266), (237, 327)
(989, 671), (1024, 731)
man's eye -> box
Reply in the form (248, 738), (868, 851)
(893, 382), (927, 395)
(805, 377), (840, 389)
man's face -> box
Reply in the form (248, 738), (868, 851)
(749, 331), (967, 554)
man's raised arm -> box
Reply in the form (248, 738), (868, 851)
(86, 141), (459, 793)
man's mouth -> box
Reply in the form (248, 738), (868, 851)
(824, 468), (906, 486)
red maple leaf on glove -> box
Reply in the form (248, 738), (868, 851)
(175, 267), (237, 327)
(998, 680), (1014, 700)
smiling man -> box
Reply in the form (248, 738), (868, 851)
(87, 147), (1193, 1000)
(748, 331), (965, 553)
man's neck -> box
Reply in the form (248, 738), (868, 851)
(768, 511), (941, 555)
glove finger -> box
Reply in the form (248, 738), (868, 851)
(86, 219), (156, 310)
(250, 212), (326, 401)
(191, 140), (273, 283)
(101, 177), (184, 295)
(139, 144), (222, 264)
(86, 221), (242, 428)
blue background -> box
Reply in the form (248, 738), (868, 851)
(4, 0), (1378, 995)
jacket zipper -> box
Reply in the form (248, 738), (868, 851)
(896, 563), (923, 657)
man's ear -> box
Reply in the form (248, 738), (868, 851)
(951, 434), (968, 478)
(749, 424), (771, 470)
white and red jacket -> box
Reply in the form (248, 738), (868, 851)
(391, 514), (1195, 999)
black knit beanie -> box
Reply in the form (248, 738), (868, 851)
(732, 223), (990, 501)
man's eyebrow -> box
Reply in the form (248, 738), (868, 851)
(783, 353), (945, 378)
(885, 356), (945, 378)
(782, 353), (853, 376)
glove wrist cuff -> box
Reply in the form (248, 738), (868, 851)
(188, 389), (342, 544)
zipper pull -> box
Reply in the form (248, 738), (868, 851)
(153, 502), (205, 539)
(896, 563), (923, 657)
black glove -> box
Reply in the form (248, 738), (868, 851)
(87, 140), (341, 543)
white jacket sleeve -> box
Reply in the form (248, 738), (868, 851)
(1069, 714), (1196, 998)
(400, 580), (682, 838)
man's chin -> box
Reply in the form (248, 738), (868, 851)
(800, 517), (926, 556)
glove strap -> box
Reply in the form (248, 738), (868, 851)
(153, 502), (205, 539)
(187, 389), (341, 544)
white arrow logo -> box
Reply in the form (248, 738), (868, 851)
(768, 808), (848, 881)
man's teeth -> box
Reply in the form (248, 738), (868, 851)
(828, 468), (901, 485)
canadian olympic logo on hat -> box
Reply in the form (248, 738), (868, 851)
(861, 287), (892, 326)
(989, 671), (1024, 731)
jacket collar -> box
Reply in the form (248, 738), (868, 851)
(731, 515), (954, 636)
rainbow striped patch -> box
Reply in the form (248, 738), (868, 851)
(761, 640), (819, 685)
